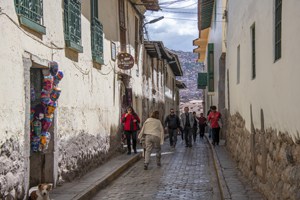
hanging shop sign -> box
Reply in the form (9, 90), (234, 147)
(117, 53), (134, 70)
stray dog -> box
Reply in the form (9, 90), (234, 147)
(28, 183), (53, 200)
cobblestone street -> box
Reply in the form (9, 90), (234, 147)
(92, 137), (221, 200)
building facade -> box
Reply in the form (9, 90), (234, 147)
(0, 0), (180, 199)
(193, 0), (227, 117)
(225, 0), (300, 199)
(143, 41), (183, 122)
(195, 0), (300, 199)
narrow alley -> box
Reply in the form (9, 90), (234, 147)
(92, 138), (220, 200)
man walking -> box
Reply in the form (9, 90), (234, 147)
(198, 113), (207, 139)
(180, 107), (195, 148)
(164, 108), (181, 148)
(192, 112), (199, 142)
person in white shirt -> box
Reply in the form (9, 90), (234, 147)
(138, 110), (164, 170)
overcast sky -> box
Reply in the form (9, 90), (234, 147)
(145, 0), (198, 52)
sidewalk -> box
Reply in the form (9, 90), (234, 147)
(207, 136), (265, 200)
(51, 151), (142, 200)
(51, 134), (265, 200)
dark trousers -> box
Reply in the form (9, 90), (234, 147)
(184, 127), (193, 146)
(168, 128), (178, 146)
(192, 127), (197, 142)
(124, 131), (137, 152)
(212, 127), (220, 145)
(199, 125), (206, 138)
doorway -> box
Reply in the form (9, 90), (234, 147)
(29, 67), (55, 187)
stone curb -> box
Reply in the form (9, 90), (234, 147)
(205, 135), (231, 200)
(72, 152), (142, 200)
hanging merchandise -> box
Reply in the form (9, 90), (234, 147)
(40, 131), (51, 152)
(46, 101), (57, 115)
(49, 61), (59, 76)
(40, 90), (51, 105)
(42, 118), (52, 132)
(31, 136), (41, 152)
(53, 70), (64, 86)
(50, 87), (61, 101)
(30, 61), (63, 153)
(32, 119), (42, 137)
(33, 103), (46, 120)
(43, 75), (53, 91)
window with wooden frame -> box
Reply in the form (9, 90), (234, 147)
(119, 0), (126, 52)
(275, 0), (282, 61)
(64, 0), (83, 53)
(15, 0), (46, 34)
(91, 0), (104, 64)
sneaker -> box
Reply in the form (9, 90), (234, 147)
(134, 150), (137, 154)
(144, 164), (148, 170)
(157, 162), (161, 167)
(127, 152), (131, 155)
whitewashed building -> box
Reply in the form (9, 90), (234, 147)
(0, 0), (172, 199)
(143, 41), (183, 122)
(195, 0), (300, 199)
(225, 0), (300, 199)
(193, 0), (227, 116)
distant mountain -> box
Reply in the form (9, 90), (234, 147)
(173, 51), (204, 103)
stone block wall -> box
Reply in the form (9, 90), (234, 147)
(225, 112), (300, 200)
(0, 138), (25, 199)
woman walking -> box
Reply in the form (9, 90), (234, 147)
(207, 106), (222, 146)
(138, 111), (164, 170)
(121, 106), (140, 154)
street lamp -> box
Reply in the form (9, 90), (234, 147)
(143, 16), (164, 40)
(143, 16), (164, 27)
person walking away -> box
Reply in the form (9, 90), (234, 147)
(138, 111), (164, 170)
(180, 107), (195, 148)
(164, 108), (181, 149)
(207, 106), (221, 146)
(198, 113), (207, 139)
(121, 106), (140, 154)
(207, 106), (213, 138)
(192, 112), (199, 143)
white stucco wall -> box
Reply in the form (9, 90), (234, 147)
(0, 0), (146, 197)
(204, 0), (226, 111)
(226, 0), (300, 140)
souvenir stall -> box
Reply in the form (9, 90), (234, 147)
(29, 61), (63, 186)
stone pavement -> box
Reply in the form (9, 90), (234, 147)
(92, 138), (221, 200)
(50, 134), (266, 200)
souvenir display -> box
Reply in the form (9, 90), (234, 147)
(30, 61), (63, 153)
(53, 71), (64, 86)
(43, 76), (53, 91)
(49, 61), (59, 76)
(31, 136), (40, 152)
(40, 131), (51, 151)
(42, 119), (52, 132)
(50, 87), (61, 101)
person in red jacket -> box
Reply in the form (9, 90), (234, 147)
(208, 106), (222, 146)
(121, 106), (140, 154)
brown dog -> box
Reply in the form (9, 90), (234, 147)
(28, 183), (53, 200)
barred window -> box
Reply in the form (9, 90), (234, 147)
(64, 0), (83, 53)
(15, 0), (45, 34)
(91, 0), (104, 64)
